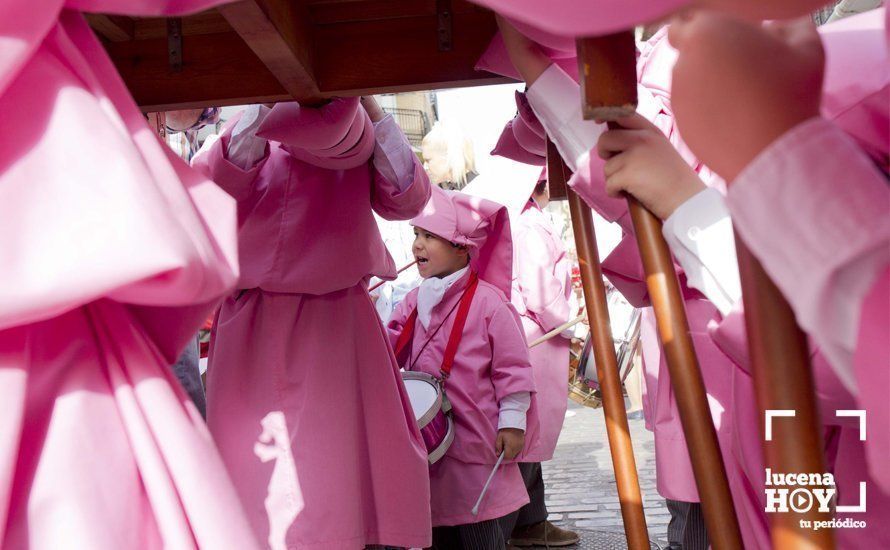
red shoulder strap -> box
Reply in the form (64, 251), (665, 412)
(393, 308), (418, 363)
(440, 271), (479, 379)
(392, 271), (480, 377)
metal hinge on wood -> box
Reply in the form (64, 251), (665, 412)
(167, 18), (183, 72)
(436, 0), (453, 52)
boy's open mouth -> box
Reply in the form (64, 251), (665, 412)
(415, 255), (429, 265)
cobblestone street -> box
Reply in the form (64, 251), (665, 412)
(541, 400), (670, 548)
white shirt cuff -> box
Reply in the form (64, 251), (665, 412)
(228, 104), (271, 171)
(663, 188), (741, 316)
(526, 63), (605, 171)
(498, 391), (531, 431)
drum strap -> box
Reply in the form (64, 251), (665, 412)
(394, 271), (480, 380)
(440, 271), (479, 379)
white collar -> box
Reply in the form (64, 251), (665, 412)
(416, 266), (469, 329)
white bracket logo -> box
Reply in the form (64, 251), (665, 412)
(764, 409), (868, 513)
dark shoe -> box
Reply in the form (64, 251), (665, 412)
(510, 520), (580, 547)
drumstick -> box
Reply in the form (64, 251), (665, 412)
(471, 450), (506, 516)
(368, 260), (418, 292)
(529, 312), (586, 348)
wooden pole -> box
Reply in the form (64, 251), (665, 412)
(735, 239), (835, 549)
(577, 32), (743, 549)
(550, 144), (651, 549)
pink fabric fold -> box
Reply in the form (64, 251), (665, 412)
(475, 31), (579, 82)
(491, 119), (546, 166)
(819, 8), (889, 164)
(257, 97), (376, 169)
(468, 0), (687, 37)
(0, 1), (259, 548)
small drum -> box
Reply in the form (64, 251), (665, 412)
(402, 371), (455, 464)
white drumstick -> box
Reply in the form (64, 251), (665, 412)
(471, 450), (506, 516)
(528, 312), (587, 348)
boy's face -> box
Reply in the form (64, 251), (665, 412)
(412, 227), (469, 279)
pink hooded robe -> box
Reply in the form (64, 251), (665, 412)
(386, 187), (539, 526)
(192, 100), (433, 549)
(0, 1), (261, 548)
(511, 197), (573, 462)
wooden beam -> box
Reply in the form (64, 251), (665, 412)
(545, 138), (568, 200)
(133, 11), (231, 40)
(218, 0), (322, 101)
(103, 11), (508, 109)
(85, 14), (135, 42)
(106, 31), (290, 111)
(314, 9), (500, 95)
(575, 34), (636, 120)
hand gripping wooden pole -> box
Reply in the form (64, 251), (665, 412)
(576, 33), (743, 549)
(549, 141), (651, 549)
(735, 239), (835, 549)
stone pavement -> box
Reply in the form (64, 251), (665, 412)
(541, 400), (671, 548)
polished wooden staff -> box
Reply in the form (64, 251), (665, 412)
(735, 240), (834, 549)
(528, 312), (586, 348)
(549, 141), (651, 549)
(576, 33), (743, 549)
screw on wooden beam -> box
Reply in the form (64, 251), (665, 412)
(436, 0), (453, 52)
(167, 18), (183, 73)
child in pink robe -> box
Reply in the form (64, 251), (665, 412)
(0, 1), (262, 549)
(501, 172), (579, 546)
(192, 97), (433, 549)
(386, 187), (537, 549)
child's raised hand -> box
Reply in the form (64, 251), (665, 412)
(597, 113), (706, 220)
(360, 96), (386, 123)
(496, 428), (526, 460)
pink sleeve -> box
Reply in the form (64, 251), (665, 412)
(191, 127), (269, 202)
(371, 151), (432, 221)
(515, 224), (571, 331)
(727, 116), (890, 390)
(371, 115), (417, 192)
(568, 154), (633, 232)
(488, 302), (536, 401)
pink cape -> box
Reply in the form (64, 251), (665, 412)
(0, 1), (259, 548)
